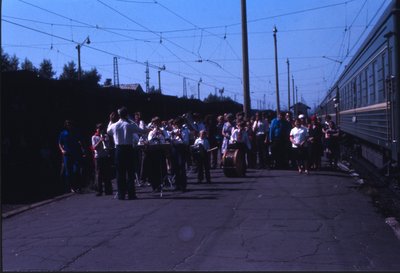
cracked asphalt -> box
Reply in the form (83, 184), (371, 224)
(3, 166), (400, 271)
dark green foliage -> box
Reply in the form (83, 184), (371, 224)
(38, 59), (56, 79)
(1, 71), (243, 203)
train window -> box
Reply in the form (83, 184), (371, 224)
(382, 53), (389, 101)
(370, 61), (377, 104)
(362, 69), (368, 106)
(357, 74), (362, 107)
(347, 84), (350, 110)
(348, 83), (353, 109)
(375, 56), (384, 103)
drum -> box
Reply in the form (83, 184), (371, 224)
(222, 148), (245, 177)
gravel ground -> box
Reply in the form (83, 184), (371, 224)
(341, 156), (400, 222)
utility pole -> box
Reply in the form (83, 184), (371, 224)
(273, 25), (280, 116)
(292, 75), (295, 112)
(263, 94), (266, 110)
(241, 0), (251, 118)
(287, 58), (290, 111)
(157, 71), (161, 93)
(76, 36), (90, 81)
(145, 61), (150, 93)
(113, 57), (119, 88)
(183, 77), (187, 98)
(296, 85), (299, 116)
(157, 65), (165, 94)
(197, 78), (202, 100)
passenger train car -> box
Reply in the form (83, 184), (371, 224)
(317, 0), (399, 177)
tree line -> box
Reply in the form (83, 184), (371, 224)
(1, 47), (237, 103)
(1, 47), (101, 86)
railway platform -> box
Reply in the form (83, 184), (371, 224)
(3, 158), (400, 271)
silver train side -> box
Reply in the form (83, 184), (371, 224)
(316, 0), (399, 177)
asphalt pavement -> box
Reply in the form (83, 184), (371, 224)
(3, 163), (400, 271)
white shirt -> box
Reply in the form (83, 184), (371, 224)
(170, 127), (190, 145)
(147, 127), (169, 144)
(194, 137), (210, 151)
(290, 126), (308, 148)
(230, 128), (251, 150)
(107, 119), (147, 146)
(134, 119), (146, 130)
(91, 134), (110, 158)
(252, 119), (269, 136)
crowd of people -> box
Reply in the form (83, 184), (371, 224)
(58, 106), (341, 200)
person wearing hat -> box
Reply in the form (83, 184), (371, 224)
(107, 106), (149, 200)
(290, 118), (310, 174)
(298, 114), (308, 128)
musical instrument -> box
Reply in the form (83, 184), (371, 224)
(137, 143), (171, 153)
(101, 134), (108, 150)
(139, 143), (170, 194)
(190, 144), (207, 160)
(222, 148), (245, 177)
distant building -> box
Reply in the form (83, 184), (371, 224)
(119, 83), (144, 93)
(290, 102), (311, 118)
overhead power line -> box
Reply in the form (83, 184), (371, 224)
(17, 0), (155, 43)
(2, 18), (224, 89)
(14, 0), (243, 91)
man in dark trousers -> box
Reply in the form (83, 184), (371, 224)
(269, 112), (291, 169)
(170, 116), (190, 192)
(58, 120), (86, 193)
(107, 107), (148, 200)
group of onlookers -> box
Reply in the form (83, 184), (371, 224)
(208, 110), (340, 175)
(58, 107), (340, 199)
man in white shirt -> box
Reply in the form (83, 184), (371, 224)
(107, 106), (148, 200)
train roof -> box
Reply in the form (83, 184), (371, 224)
(319, 0), (398, 105)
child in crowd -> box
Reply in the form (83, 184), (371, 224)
(193, 130), (211, 183)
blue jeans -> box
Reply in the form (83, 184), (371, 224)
(62, 155), (82, 191)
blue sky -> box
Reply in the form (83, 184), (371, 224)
(2, 0), (391, 111)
